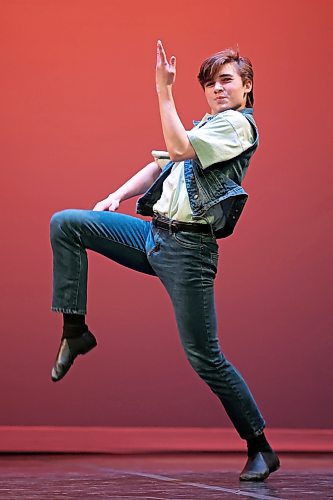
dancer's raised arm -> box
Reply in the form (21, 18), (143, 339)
(156, 40), (196, 162)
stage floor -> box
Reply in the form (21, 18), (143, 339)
(0, 453), (332, 499)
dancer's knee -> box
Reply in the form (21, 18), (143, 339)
(183, 343), (227, 377)
(50, 209), (84, 240)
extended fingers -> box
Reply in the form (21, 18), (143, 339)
(157, 40), (167, 64)
(157, 40), (177, 71)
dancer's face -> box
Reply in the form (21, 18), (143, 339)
(203, 62), (252, 115)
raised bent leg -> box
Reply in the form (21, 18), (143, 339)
(50, 209), (156, 315)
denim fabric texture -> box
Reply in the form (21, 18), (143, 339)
(50, 209), (266, 439)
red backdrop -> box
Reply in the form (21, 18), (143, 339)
(1, 0), (332, 429)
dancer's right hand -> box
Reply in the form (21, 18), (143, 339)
(93, 193), (121, 211)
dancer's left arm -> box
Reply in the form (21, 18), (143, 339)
(156, 40), (196, 162)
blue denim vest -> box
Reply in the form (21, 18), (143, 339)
(136, 108), (259, 238)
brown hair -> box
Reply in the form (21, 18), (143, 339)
(197, 48), (254, 107)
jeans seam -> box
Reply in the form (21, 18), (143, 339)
(57, 223), (84, 313)
(73, 242), (82, 311)
(200, 240), (212, 355)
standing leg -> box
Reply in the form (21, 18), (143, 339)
(147, 226), (265, 439)
(147, 226), (279, 480)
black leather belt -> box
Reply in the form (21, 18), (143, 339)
(152, 214), (212, 235)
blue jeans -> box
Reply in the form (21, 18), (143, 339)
(50, 209), (266, 439)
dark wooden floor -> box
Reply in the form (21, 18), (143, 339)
(0, 453), (332, 499)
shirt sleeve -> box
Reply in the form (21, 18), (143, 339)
(151, 151), (171, 170)
(187, 110), (255, 169)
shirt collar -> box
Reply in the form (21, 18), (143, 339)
(193, 107), (254, 127)
(192, 113), (213, 127)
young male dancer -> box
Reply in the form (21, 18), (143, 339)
(50, 41), (280, 481)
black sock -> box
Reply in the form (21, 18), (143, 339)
(62, 314), (88, 339)
(246, 432), (273, 457)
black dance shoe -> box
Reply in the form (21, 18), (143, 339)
(51, 330), (97, 382)
(239, 450), (280, 481)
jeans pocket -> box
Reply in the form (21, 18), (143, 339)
(173, 231), (202, 249)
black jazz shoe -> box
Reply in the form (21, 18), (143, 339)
(239, 450), (280, 481)
(51, 330), (97, 382)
